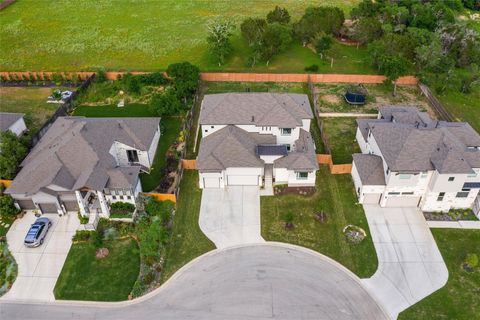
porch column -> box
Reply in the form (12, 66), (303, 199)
(97, 191), (110, 218)
(75, 191), (88, 216)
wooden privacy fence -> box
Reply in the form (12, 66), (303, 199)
(1, 71), (418, 85)
(182, 159), (197, 169)
(0, 180), (13, 188)
(316, 154), (352, 175)
(144, 193), (176, 203)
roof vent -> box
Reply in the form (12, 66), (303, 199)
(251, 116), (255, 122)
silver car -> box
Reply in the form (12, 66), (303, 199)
(24, 217), (52, 247)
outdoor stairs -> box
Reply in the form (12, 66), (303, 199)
(261, 164), (274, 196)
(82, 211), (99, 231)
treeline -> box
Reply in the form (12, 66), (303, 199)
(348, 0), (480, 94)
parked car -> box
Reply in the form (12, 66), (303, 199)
(24, 217), (52, 247)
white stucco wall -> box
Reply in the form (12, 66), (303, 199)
(109, 141), (150, 168)
(274, 168), (315, 186)
(356, 128), (368, 154)
(260, 155), (283, 164)
(8, 117), (27, 137)
(147, 125), (161, 166)
(199, 171), (225, 189)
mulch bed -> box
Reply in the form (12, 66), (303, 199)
(274, 186), (316, 196)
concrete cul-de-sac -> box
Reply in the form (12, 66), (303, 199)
(199, 186), (264, 249)
(362, 205), (449, 319)
(2, 211), (79, 302)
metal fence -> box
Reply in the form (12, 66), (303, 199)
(30, 74), (96, 146)
(418, 83), (453, 122)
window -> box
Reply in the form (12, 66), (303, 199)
(402, 192), (414, 195)
(388, 192), (400, 195)
(386, 168), (390, 175)
(456, 188), (470, 198)
(112, 196), (117, 200)
(437, 192), (445, 201)
(281, 128), (292, 136)
(126, 150), (139, 163)
(205, 129), (208, 133)
(127, 196), (132, 200)
(296, 171), (308, 180)
(421, 172), (428, 178)
(467, 172), (478, 178)
(448, 177), (455, 182)
(286, 144), (291, 152)
(211, 126), (214, 129)
(398, 174), (411, 180)
(120, 196), (124, 200)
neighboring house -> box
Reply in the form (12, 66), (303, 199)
(352, 106), (480, 212)
(0, 112), (27, 136)
(197, 93), (318, 189)
(5, 117), (161, 221)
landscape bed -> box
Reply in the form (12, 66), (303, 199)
(261, 165), (378, 278)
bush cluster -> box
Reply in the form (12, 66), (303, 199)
(110, 202), (135, 215)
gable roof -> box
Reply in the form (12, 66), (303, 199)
(199, 93), (313, 127)
(6, 117), (160, 195)
(353, 154), (386, 186)
(0, 112), (24, 132)
(274, 129), (319, 171)
(197, 126), (275, 170)
(365, 107), (480, 173)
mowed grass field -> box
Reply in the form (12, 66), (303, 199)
(0, 0), (363, 72)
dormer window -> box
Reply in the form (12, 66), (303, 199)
(127, 150), (139, 163)
(281, 128), (292, 136)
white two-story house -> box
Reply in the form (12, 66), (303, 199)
(351, 106), (480, 213)
(197, 93), (318, 188)
(0, 112), (27, 137)
(6, 117), (160, 221)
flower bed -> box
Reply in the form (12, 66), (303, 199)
(110, 202), (135, 219)
(0, 242), (17, 297)
(424, 209), (478, 221)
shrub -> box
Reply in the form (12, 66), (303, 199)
(144, 197), (174, 223)
(139, 72), (168, 86)
(131, 279), (145, 298)
(0, 194), (19, 216)
(72, 230), (95, 242)
(283, 211), (295, 230)
(77, 212), (89, 224)
(95, 69), (108, 83)
(110, 202), (135, 215)
(304, 64), (319, 72)
(103, 227), (118, 241)
(465, 253), (478, 268)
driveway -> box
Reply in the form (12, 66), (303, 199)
(0, 243), (388, 320)
(362, 205), (448, 319)
(2, 212), (79, 302)
(199, 186), (264, 248)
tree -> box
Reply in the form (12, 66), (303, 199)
(314, 33), (333, 59)
(377, 53), (409, 96)
(352, 17), (383, 44)
(0, 194), (19, 216)
(240, 18), (267, 46)
(415, 38), (453, 74)
(166, 62), (200, 102)
(259, 23), (292, 65)
(0, 131), (28, 179)
(149, 89), (183, 116)
(206, 19), (235, 66)
(267, 6), (290, 25)
(350, 0), (383, 20)
(293, 6), (344, 45)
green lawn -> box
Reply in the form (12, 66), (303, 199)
(161, 171), (215, 283)
(321, 118), (360, 163)
(261, 166), (378, 278)
(438, 89), (480, 133)
(399, 229), (480, 320)
(0, 0), (363, 72)
(204, 81), (308, 94)
(72, 103), (183, 192)
(0, 87), (62, 132)
(54, 239), (140, 301)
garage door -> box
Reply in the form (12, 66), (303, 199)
(363, 193), (381, 204)
(385, 196), (421, 207)
(203, 177), (220, 188)
(227, 175), (258, 186)
(16, 199), (36, 210)
(38, 203), (58, 214)
(63, 201), (79, 211)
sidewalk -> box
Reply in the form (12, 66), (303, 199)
(426, 220), (480, 229)
(318, 112), (377, 118)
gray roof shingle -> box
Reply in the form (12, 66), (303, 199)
(274, 129), (319, 171)
(6, 117), (160, 195)
(0, 112), (24, 132)
(199, 93), (313, 127)
(353, 154), (386, 186)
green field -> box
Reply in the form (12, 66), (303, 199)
(0, 0), (364, 72)
(439, 89), (480, 133)
(321, 117), (360, 164)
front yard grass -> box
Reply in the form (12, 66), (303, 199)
(261, 166), (378, 278)
(0, 87), (62, 133)
(321, 118), (360, 164)
(54, 239), (140, 301)
(160, 171), (215, 283)
(399, 229), (480, 320)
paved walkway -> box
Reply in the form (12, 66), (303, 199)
(362, 205), (448, 319)
(199, 186), (264, 249)
(2, 212), (79, 302)
(318, 112), (377, 118)
(0, 243), (388, 320)
(427, 220), (480, 229)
